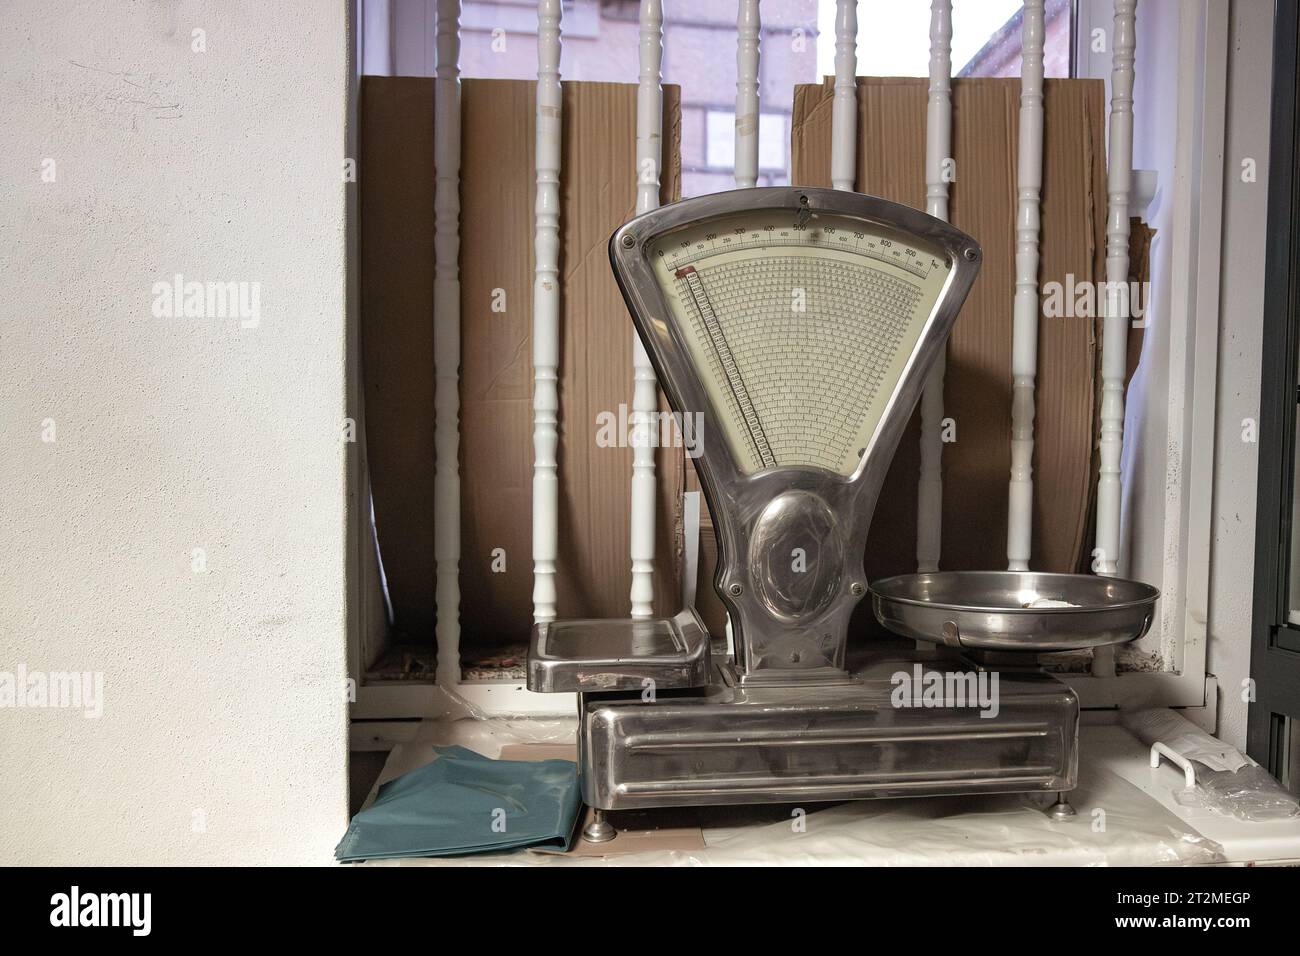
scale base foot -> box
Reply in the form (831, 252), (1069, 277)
(1046, 795), (1077, 821)
(583, 809), (617, 844)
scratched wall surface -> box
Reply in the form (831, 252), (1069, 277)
(0, 0), (351, 864)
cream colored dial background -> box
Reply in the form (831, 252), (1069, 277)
(650, 209), (953, 476)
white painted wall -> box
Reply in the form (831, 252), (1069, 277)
(1206, 0), (1275, 749)
(0, 0), (352, 864)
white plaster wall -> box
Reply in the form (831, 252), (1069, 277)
(0, 0), (352, 864)
(1206, 0), (1275, 749)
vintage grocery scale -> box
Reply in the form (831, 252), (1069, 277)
(527, 187), (1158, 841)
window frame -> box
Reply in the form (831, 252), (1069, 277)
(1247, 0), (1300, 774)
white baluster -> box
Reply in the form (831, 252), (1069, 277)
(533, 0), (563, 624)
(362, 0), (394, 76)
(434, 0), (462, 685)
(916, 0), (952, 573)
(1097, 0), (1135, 579)
(831, 0), (857, 193)
(630, 0), (663, 620)
(1007, 0), (1045, 573)
(735, 0), (761, 188)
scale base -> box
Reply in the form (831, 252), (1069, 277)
(579, 655), (1079, 811)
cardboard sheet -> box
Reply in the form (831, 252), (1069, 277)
(360, 78), (685, 652)
(360, 77), (439, 637)
(791, 76), (1107, 579)
(362, 75), (1148, 650)
(668, 75), (1142, 644)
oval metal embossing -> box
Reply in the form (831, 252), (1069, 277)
(748, 490), (843, 621)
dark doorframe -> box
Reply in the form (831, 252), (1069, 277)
(1247, 0), (1300, 775)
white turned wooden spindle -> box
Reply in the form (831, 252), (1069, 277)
(831, 0), (857, 192)
(434, 0), (462, 685)
(362, 0), (394, 76)
(629, 0), (664, 620)
(1006, 0), (1045, 573)
(533, 0), (563, 624)
(915, 0), (952, 573)
(734, 0), (761, 188)
(1097, 0), (1135, 579)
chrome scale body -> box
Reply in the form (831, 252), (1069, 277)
(529, 188), (1084, 813)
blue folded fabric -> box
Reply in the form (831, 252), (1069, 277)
(336, 745), (583, 861)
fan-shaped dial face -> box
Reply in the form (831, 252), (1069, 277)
(649, 208), (953, 476)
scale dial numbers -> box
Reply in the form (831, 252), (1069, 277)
(658, 218), (945, 281)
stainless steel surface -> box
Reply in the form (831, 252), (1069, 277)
(525, 189), (1099, 815)
(1047, 795), (1077, 820)
(582, 809), (616, 843)
(580, 658), (1079, 810)
(871, 570), (1160, 652)
(609, 187), (981, 679)
(527, 608), (710, 693)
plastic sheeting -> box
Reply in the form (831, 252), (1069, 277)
(360, 717), (1225, 867)
(1122, 709), (1300, 823)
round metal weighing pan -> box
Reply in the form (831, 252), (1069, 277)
(869, 571), (1159, 653)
